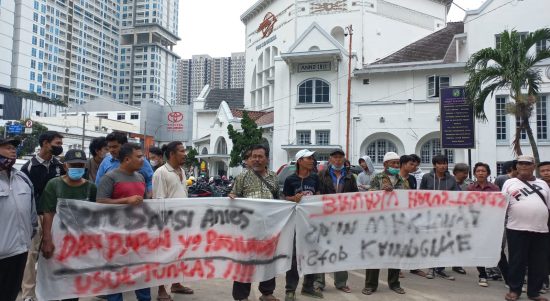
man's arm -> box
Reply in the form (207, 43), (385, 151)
(41, 212), (55, 258)
(96, 173), (143, 205)
(369, 176), (380, 191)
(39, 181), (56, 258)
(419, 174), (428, 190)
(152, 169), (167, 199)
(228, 174), (243, 199)
(140, 159), (154, 193)
(283, 177), (299, 202)
(95, 158), (107, 185)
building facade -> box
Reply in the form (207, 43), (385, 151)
(176, 52), (246, 105)
(236, 0), (550, 173)
(352, 0), (550, 173)
(118, 0), (180, 106)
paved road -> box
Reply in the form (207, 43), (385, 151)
(66, 267), (515, 301)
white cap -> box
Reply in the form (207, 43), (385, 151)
(383, 152), (400, 163)
(295, 149), (315, 160)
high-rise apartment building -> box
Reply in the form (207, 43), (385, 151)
(176, 52), (245, 104)
(230, 52), (245, 90)
(176, 59), (190, 104)
(1, 0), (180, 106)
(118, 0), (180, 106)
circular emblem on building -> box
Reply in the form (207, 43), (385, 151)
(452, 89), (461, 97)
(167, 112), (184, 123)
(257, 12), (278, 38)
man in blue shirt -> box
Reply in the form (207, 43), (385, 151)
(95, 132), (153, 197)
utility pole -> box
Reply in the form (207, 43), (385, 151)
(81, 113), (87, 150)
(345, 25), (353, 158)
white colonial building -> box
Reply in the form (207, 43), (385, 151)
(351, 0), (550, 172)
(193, 0), (550, 174)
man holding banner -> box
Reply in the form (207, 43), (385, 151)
(363, 152), (408, 295)
(229, 144), (280, 301)
(283, 149), (321, 301)
(315, 149), (357, 294)
(502, 155), (550, 301)
(152, 141), (194, 300)
(96, 143), (151, 301)
(40, 149), (97, 301)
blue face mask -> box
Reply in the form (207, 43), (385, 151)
(67, 168), (85, 180)
(331, 164), (344, 171)
(387, 167), (400, 175)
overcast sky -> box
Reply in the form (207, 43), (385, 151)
(174, 0), (486, 59)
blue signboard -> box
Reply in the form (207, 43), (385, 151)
(7, 124), (24, 134)
(440, 87), (475, 149)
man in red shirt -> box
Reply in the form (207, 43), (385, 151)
(97, 143), (149, 301)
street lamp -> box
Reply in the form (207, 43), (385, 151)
(154, 124), (169, 146)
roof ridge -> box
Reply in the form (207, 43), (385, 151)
(370, 22), (464, 66)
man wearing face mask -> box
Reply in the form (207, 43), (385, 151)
(40, 149), (97, 301)
(20, 131), (65, 301)
(316, 149), (358, 294)
(0, 137), (37, 301)
(148, 147), (164, 172)
(362, 152), (408, 296)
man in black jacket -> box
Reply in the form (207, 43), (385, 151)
(20, 131), (64, 301)
(315, 149), (358, 294)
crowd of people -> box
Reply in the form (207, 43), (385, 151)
(1, 131), (550, 301)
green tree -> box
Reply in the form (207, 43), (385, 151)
(465, 28), (550, 164)
(227, 111), (264, 167)
(184, 148), (199, 169)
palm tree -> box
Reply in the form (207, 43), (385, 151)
(465, 28), (550, 164)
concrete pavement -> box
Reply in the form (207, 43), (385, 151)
(73, 268), (513, 301)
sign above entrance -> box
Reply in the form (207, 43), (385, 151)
(297, 62), (332, 73)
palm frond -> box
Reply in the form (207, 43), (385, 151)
(522, 28), (550, 52)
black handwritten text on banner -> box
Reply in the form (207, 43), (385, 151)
(295, 190), (506, 275)
(37, 191), (506, 299)
(37, 198), (295, 300)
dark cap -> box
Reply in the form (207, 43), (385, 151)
(330, 149), (345, 157)
(0, 138), (20, 148)
(64, 149), (87, 164)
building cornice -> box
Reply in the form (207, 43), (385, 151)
(240, 0), (275, 24)
(356, 61), (466, 75)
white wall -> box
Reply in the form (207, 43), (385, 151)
(0, 1), (15, 86)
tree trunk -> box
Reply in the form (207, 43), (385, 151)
(512, 114), (524, 156)
(523, 118), (541, 176)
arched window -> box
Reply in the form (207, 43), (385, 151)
(201, 147), (208, 155)
(331, 26), (345, 46)
(420, 138), (454, 164)
(366, 139), (397, 164)
(298, 79), (330, 104)
(216, 138), (227, 155)
(309, 46), (320, 51)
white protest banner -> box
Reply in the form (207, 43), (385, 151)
(37, 198), (295, 300)
(295, 190), (507, 275)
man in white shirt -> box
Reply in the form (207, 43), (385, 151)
(152, 141), (193, 300)
(502, 155), (550, 301)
